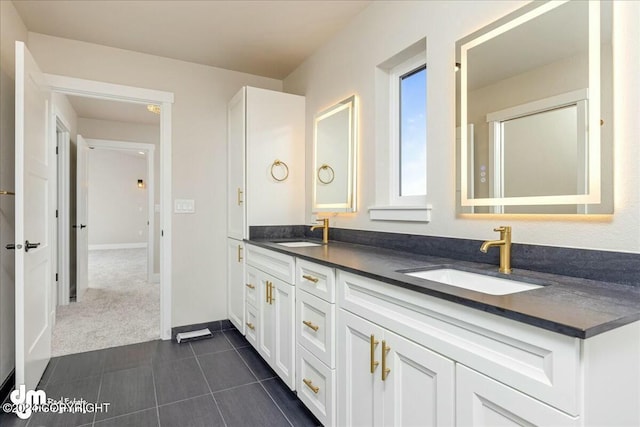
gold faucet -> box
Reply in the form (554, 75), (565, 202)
(480, 226), (512, 274)
(310, 218), (330, 244)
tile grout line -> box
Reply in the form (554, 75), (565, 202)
(258, 379), (296, 427)
(223, 330), (295, 427)
(150, 364), (161, 427)
(191, 341), (229, 427)
(90, 372), (104, 427)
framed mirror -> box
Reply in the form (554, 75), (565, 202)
(456, 0), (613, 214)
(313, 95), (357, 213)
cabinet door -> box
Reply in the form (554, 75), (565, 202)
(382, 329), (455, 427)
(337, 309), (384, 427)
(227, 87), (246, 239)
(272, 279), (295, 390)
(227, 238), (245, 333)
(245, 87), (305, 227)
(257, 271), (274, 364)
(456, 365), (579, 427)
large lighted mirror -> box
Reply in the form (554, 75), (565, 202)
(313, 95), (357, 212)
(456, 0), (613, 214)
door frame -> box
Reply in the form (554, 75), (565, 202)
(54, 108), (72, 306)
(85, 138), (157, 283)
(45, 73), (174, 340)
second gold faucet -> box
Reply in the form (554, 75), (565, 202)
(480, 226), (512, 274)
(310, 218), (330, 244)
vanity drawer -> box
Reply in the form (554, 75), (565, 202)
(246, 244), (295, 283)
(296, 288), (336, 368)
(245, 265), (259, 307)
(297, 344), (335, 427)
(296, 258), (335, 302)
(337, 270), (581, 416)
(245, 303), (258, 349)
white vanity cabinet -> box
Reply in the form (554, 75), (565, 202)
(338, 308), (455, 427)
(337, 270), (640, 427)
(456, 365), (578, 426)
(295, 259), (337, 426)
(226, 86), (305, 333)
(245, 244), (296, 390)
(226, 238), (245, 333)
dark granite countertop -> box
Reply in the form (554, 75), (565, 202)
(246, 238), (640, 339)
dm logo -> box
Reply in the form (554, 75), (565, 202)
(10, 384), (47, 419)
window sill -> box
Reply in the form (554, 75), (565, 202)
(368, 205), (432, 222)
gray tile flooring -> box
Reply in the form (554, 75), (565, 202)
(1, 327), (320, 427)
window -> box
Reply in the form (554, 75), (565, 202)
(370, 42), (431, 222)
(390, 53), (427, 205)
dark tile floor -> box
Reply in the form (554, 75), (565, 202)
(1, 327), (320, 427)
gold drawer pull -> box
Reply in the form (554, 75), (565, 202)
(237, 188), (243, 205)
(370, 334), (379, 374)
(302, 274), (319, 283)
(246, 283), (255, 289)
(303, 378), (319, 394)
(382, 340), (391, 381)
(302, 320), (319, 332)
(246, 322), (255, 330)
(237, 245), (243, 262)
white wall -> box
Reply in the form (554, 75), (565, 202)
(25, 32), (283, 327)
(284, 0), (640, 254)
(0, 0), (27, 388)
(87, 149), (148, 247)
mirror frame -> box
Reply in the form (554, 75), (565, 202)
(456, 0), (604, 209)
(312, 95), (358, 213)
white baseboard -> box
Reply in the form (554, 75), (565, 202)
(89, 243), (148, 250)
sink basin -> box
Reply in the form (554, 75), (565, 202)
(403, 268), (542, 295)
(277, 241), (322, 248)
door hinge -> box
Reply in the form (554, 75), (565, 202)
(55, 209), (58, 218)
(161, 230), (164, 237)
(55, 273), (58, 282)
(56, 146), (59, 155)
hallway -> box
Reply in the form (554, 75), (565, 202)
(52, 248), (159, 356)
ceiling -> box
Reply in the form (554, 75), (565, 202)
(15, 1), (370, 124)
(67, 96), (160, 125)
(13, 0), (371, 80)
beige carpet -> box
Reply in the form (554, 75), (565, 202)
(52, 248), (160, 356)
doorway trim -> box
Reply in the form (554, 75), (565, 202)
(45, 73), (174, 340)
(54, 107), (72, 306)
(85, 138), (157, 283)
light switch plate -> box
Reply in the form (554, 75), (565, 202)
(174, 199), (195, 213)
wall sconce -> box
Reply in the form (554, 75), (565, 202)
(137, 179), (145, 189)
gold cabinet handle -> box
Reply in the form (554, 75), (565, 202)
(246, 283), (255, 289)
(237, 188), (243, 205)
(269, 282), (275, 304)
(302, 320), (319, 332)
(266, 281), (271, 303)
(302, 274), (319, 283)
(381, 340), (391, 381)
(246, 322), (255, 330)
(303, 378), (319, 394)
(370, 335), (379, 374)
(237, 245), (243, 262)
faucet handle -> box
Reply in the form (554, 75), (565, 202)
(316, 218), (329, 225)
(493, 225), (511, 233)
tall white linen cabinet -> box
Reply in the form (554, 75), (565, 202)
(226, 86), (305, 334)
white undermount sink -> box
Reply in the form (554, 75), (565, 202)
(404, 268), (542, 295)
(277, 241), (322, 248)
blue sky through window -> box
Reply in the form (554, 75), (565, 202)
(400, 66), (427, 197)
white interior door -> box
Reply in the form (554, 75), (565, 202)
(75, 134), (89, 301)
(14, 41), (54, 390)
